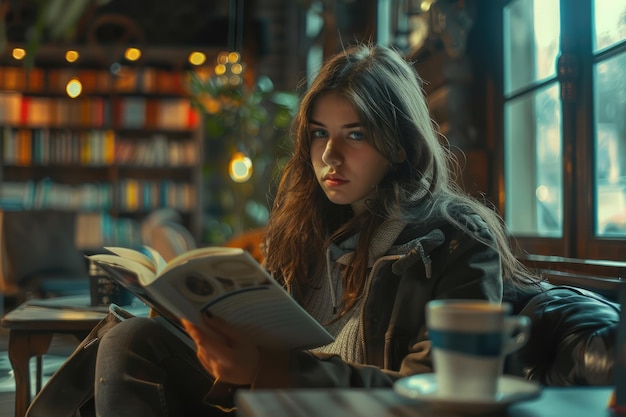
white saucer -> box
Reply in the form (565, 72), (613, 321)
(393, 373), (541, 414)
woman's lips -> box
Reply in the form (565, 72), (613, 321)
(324, 175), (348, 186)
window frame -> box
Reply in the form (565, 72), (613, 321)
(495, 0), (626, 261)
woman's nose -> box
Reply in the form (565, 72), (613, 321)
(322, 138), (342, 166)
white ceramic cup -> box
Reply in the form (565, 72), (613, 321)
(426, 299), (531, 400)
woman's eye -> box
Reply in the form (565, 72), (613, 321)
(311, 129), (328, 138)
(348, 131), (364, 141)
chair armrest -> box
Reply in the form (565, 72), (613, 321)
(517, 286), (619, 386)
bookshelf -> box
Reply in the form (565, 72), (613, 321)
(0, 62), (204, 242)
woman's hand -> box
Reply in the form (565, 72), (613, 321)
(181, 314), (261, 386)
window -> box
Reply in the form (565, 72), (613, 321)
(501, 0), (626, 260)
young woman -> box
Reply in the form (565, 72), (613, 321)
(94, 43), (540, 416)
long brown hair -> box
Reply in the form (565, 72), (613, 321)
(263, 43), (535, 315)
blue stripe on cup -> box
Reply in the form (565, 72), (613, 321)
(429, 329), (502, 357)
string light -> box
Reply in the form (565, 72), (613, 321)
(124, 47), (141, 61)
(8, 45), (217, 69)
(12, 48), (26, 60)
(215, 63), (226, 75)
(231, 63), (243, 74)
(65, 50), (79, 63)
(221, 0), (251, 183)
(227, 52), (240, 63)
(188, 51), (206, 66)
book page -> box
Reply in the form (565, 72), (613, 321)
(89, 253), (158, 287)
(147, 249), (334, 350)
(143, 246), (167, 274)
(148, 251), (272, 321)
(161, 246), (245, 276)
(92, 259), (184, 329)
(203, 286), (334, 350)
(104, 246), (157, 274)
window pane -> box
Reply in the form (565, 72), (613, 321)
(595, 52), (626, 236)
(503, 0), (560, 95)
(505, 83), (562, 237)
(593, 0), (626, 52)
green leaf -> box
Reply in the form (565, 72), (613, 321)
(205, 118), (227, 138)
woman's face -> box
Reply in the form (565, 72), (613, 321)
(309, 91), (391, 215)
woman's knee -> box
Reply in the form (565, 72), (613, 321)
(103, 316), (163, 341)
(99, 316), (197, 366)
(98, 316), (169, 361)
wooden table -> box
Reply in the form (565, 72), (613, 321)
(236, 386), (615, 417)
(1, 296), (115, 417)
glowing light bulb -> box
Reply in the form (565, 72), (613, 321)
(124, 48), (141, 61)
(66, 78), (82, 98)
(12, 48), (26, 60)
(189, 51), (206, 66)
(215, 64), (226, 75)
(218, 53), (229, 64)
(229, 152), (253, 183)
(65, 50), (79, 63)
(231, 63), (243, 74)
(228, 52), (240, 63)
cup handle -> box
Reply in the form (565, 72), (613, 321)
(503, 315), (531, 355)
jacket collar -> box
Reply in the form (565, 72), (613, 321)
(327, 220), (406, 267)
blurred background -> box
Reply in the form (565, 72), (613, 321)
(0, 0), (624, 260)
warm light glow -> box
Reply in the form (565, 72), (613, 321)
(189, 51), (206, 66)
(66, 78), (82, 98)
(231, 63), (243, 74)
(124, 47), (142, 61)
(201, 96), (221, 114)
(12, 48), (26, 60)
(215, 64), (227, 75)
(229, 75), (242, 86)
(218, 52), (229, 64)
(65, 50), (79, 63)
(228, 52), (240, 63)
(229, 152), (253, 182)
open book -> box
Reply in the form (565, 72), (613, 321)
(88, 246), (334, 350)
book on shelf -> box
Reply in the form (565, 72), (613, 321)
(16, 129), (32, 166)
(0, 179), (113, 210)
(120, 97), (146, 128)
(0, 92), (21, 124)
(88, 246), (334, 350)
(0, 181), (35, 209)
(158, 98), (198, 130)
(145, 98), (160, 129)
(0, 85), (197, 130)
(1, 127), (118, 166)
(2, 126), (16, 165)
(26, 97), (52, 126)
(1, 66), (26, 91)
(26, 67), (45, 92)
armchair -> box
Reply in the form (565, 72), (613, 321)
(514, 285), (619, 386)
(506, 255), (623, 386)
(0, 209), (90, 308)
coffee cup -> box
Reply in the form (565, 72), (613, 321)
(426, 299), (530, 400)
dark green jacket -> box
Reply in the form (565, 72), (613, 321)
(284, 212), (504, 388)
